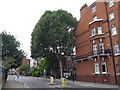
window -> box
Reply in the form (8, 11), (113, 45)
(94, 63), (99, 74)
(101, 62), (107, 73)
(92, 5), (96, 13)
(91, 28), (96, 36)
(111, 26), (117, 36)
(97, 26), (102, 34)
(99, 43), (104, 54)
(93, 16), (97, 20)
(93, 44), (97, 55)
(114, 44), (120, 54)
(109, 13), (115, 21)
(109, 0), (114, 7)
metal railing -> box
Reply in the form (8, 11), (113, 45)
(75, 49), (112, 60)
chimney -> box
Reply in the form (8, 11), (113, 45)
(80, 4), (88, 11)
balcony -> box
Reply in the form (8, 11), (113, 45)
(75, 49), (112, 62)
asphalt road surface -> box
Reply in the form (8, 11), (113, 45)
(3, 75), (119, 90)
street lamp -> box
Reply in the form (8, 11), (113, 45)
(60, 52), (64, 79)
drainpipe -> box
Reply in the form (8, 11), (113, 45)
(104, 1), (117, 84)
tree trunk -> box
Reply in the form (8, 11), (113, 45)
(56, 54), (63, 79)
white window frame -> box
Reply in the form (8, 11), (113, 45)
(111, 26), (117, 36)
(101, 62), (107, 73)
(97, 26), (103, 34)
(91, 28), (96, 36)
(109, 13), (115, 21)
(114, 44), (120, 55)
(93, 44), (97, 55)
(93, 16), (97, 21)
(92, 5), (96, 13)
(99, 43), (104, 54)
(94, 63), (100, 74)
(109, 0), (114, 7)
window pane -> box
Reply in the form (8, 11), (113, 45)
(101, 62), (107, 73)
(97, 26), (102, 34)
(91, 28), (96, 36)
(114, 44), (120, 54)
(109, 13), (115, 20)
(92, 6), (96, 13)
(93, 44), (97, 55)
(109, 0), (114, 7)
(93, 16), (97, 20)
(94, 63), (99, 73)
(102, 65), (106, 72)
(111, 26), (117, 36)
(99, 43), (104, 54)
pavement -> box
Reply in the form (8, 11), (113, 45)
(39, 76), (119, 89)
(2, 75), (29, 89)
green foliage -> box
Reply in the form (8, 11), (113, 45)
(31, 10), (77, 58)
(1, 31), (24, 68)
(3, 56), (17, 70)
(28, 68), (41, 77)
(19, 64), (30, 72)
(39, 58), (47, 72)
(31, 10), (77, 76)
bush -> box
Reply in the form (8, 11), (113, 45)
(28, 68), (41, 77)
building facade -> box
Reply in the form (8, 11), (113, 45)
(75, 1), (120, 84)
(22, 57), (30, 65)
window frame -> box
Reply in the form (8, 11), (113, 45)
(93, 44), (98, 55)
(111, 26), (117, 36)
(94, 62), (100, 74)
(109, 12), (115, 21)
(91, 28), (96, 36)
(109, 0), (114, 7)
(99, 43), (104, 54)
(93, 16), (97, 21)
(97, 26), (103, 34)
(114, 44), (120, 54)
(92, 5), (96, 13)
(101, 62), (107, 73)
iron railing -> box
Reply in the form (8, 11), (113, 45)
(75, 49), (112, 60)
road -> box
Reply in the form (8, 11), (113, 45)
(18, 75), (83, 89)
(3, 75), (119, 90)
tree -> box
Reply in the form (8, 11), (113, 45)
(19, 64), (30, 72)
(31, 10), (77, 78)
(39, 58), (47, 75)
(3, 56), (17, 70)
(1, 31), (24, 68)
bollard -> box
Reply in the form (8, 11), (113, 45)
(62, 78), (67, 86)
(50, 76), (53, 84)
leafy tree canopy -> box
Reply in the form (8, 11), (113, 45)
(31, 10), (77, 58)
(3, 56), (17, 70)
(1, 31), (25, 68)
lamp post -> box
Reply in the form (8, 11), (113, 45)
(60, 52), (64, 79)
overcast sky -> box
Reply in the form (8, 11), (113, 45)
(0, 0), (96, 58)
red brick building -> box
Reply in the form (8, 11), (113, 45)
(22, 57), (30, 65)
(75, 1), (120, 84)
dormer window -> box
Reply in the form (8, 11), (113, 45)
(92, 5), (96, 13)
(109, 0), (114, 7)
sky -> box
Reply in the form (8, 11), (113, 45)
(0, 0), (96, 58)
